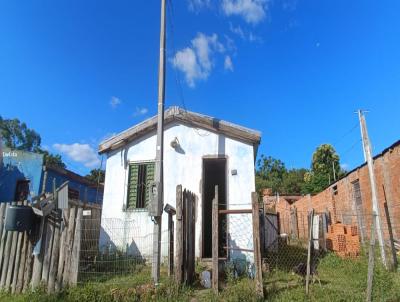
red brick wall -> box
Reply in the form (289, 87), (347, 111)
(282, 142), (400, 241)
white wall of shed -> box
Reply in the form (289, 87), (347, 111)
(100, 122), (256, 262)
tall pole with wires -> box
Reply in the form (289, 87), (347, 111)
(358, 110), (387, 268)
(150, 0), (166, 284)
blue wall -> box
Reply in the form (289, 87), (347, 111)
(0, 148), (44, 202)
(0, 148), (103, 204)
(43, 169), (103, 204)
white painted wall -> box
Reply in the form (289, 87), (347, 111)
(100, 122), (257, 263)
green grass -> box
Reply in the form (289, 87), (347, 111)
(1, 253), (399, 302)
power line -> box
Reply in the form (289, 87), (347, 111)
(332, 123), (359, 146)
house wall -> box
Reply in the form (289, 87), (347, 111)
(43, 169), (103, 204)
(0, 148), (44, 202)
(101, 122), (257, 262)
(292, 141), (400, 242)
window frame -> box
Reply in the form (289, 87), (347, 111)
(125, 160), (155, 211)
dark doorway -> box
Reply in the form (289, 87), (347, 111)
(202, 158), (227, 259)
(14, 180), (30, 201)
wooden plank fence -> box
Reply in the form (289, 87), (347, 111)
(174, 185), (196, 285)
(0, 200), (101, 294)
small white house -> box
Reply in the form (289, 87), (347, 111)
(98, 107), (261, 263)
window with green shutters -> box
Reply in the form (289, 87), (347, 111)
(126, 162), (155, 209)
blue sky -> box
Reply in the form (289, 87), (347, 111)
(1, 0), (399, 175)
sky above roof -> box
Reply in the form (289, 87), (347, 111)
(1, 0), (399, 175)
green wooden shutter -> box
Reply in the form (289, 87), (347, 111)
(145, 163), (155, 207)
(127, 164), (139, 209)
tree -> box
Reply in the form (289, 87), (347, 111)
(85, 169), (105, 184)
(39, 149), (66, 169)
(256, 155), (287, 194)
(282, 168), (308, 195)
(0, 115), (67, 168)
(303, 144), (345, 194)
(256, 155), (308, 195)
(0, 116), (41, 151)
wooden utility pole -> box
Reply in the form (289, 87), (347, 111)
(358, 110), (387, 268)
(150, 0), (166, 285)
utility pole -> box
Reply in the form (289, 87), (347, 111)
(332, 161), (337, 182)
(150, 0), (166, 284)
(358, 110), (387, 268)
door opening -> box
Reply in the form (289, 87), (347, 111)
(202, 158), (227, 259)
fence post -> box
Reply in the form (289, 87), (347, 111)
(212, 185), (219, 294)
(164, 204), (176, 278)
(11, 202), (25, 293)
(69, 207), (83, 285)
(175, 185), (183, 284)
(62, 206), (76, 287)
(367, 212), (377, 302)
(306, 209), (315, 295)
(56, 208), (69, 292)
(187, 193), (195, 284)
(1, 202), (15, 290)
(321, 213), (328, 252)
(383, 202), (397, 271)
(48, 211), (61, 293)
(252, 192), (264, 299)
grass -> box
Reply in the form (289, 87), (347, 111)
(1, 253), (399, 302)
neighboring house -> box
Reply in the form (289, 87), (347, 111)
(98, 106), (261, 262)
(0, 147), (103, 203)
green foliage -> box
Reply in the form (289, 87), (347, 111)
(255, 156), (307, 195)
(0, 116), (41, 151)
(0, 115), (67, 169)
(303, 144), (346, 194)
(85, 169), (105, 184)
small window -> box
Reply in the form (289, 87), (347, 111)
(127, 162), (155, 209)
(332, 185), (338, 195)
(68, 188), (80, 200)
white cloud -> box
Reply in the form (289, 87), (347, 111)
(172, 33), (226, 87)
(224, 56), (234, 71)
(188, 0), (210, 12)
(222, 0), (268, 24)
(229, 22), (262, 42)
(133, 107), (149, 117)
(53, 143), (100, 168)
(110, 96), (121, 109)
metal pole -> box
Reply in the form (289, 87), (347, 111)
(152, 0), (166, 284)
(358, 110), (387, 268)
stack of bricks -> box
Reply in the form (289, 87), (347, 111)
(326, 223), (361, 258)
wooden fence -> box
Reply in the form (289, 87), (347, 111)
(174, 185), (196, 285)
(0, 199), (101, 294)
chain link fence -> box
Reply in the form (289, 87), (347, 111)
(264, 205), (400, 300)
(77, 215), (170, 285)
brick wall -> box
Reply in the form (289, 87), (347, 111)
(278, 141), (400, 242)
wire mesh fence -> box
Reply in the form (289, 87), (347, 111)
(77, 216), (170, 284)
(219, 206), (256, 278)
(60, 198), (400, 301)
(264, 205), (400, 299)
